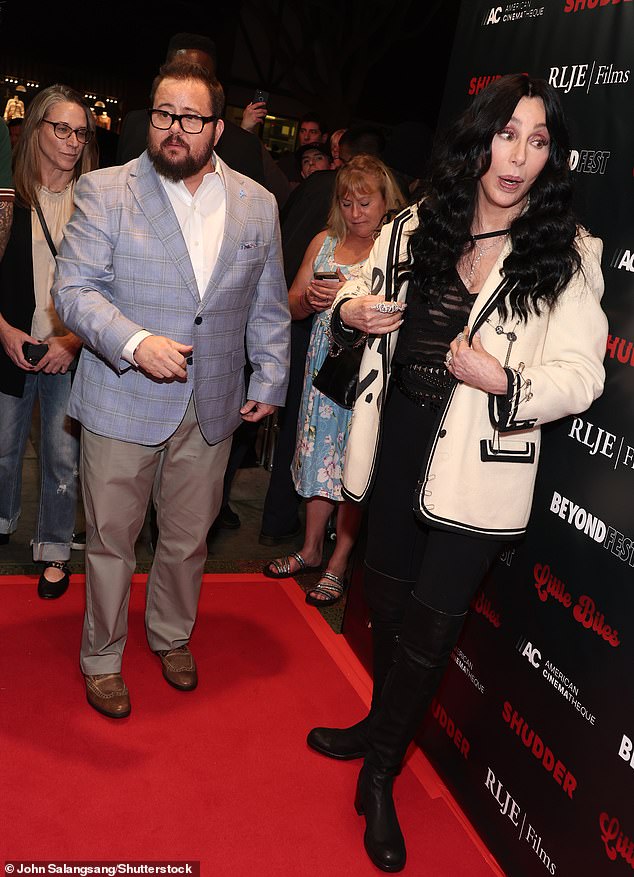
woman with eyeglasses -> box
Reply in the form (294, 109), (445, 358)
(0, 84), (98, 598)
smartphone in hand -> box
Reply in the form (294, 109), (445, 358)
(22, 342), (49, 365)
(313, 272), (340, 281)
(253, 89), (269, 104)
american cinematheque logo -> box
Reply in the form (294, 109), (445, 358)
(516, 630), (598, 725)
(481, 2), (546, 25)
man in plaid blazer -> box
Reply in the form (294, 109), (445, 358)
(53, 61), (290, 718)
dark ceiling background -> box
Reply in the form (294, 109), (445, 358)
(0, 0), (461, 133)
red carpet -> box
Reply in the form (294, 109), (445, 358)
(1, 573), (503, 876)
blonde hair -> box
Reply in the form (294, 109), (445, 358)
(327, 154), (404, 242)
(13, 84), (98, 208)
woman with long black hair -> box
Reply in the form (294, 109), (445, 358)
(306, 74), (608, 871)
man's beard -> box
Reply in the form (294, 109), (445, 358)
(148, 133), (215, 182)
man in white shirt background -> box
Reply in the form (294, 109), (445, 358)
(53, 60), (290, 719)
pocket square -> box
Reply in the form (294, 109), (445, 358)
(239, 242), (259, 249)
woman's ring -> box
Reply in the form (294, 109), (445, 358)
(372, 301), (402, 314)
(455, 331), (464, 343)
(445, 350), (453, 366)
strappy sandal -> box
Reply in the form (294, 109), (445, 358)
(305, 571), (347, 607)
(262, 552), (320, 580)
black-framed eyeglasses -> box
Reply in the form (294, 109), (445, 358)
(147, 109), (217, 135)
(41, 119), (93, 144)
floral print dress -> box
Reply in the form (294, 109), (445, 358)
(291, 235), (366, 501)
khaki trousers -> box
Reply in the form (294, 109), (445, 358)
(79, 397), (232, 674)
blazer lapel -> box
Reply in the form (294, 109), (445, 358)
(128, 153), (199, 302)
(468, 238), (514, 340)
(200, 159), (248, 304)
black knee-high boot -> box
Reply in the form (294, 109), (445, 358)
(306, 565), (410, 760)
(354, 594), (467, 872)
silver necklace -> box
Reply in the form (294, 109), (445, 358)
(465, 228), (510, 286)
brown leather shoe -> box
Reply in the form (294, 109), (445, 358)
(84, 673), (131, 718)
(156, 645), (198, 691)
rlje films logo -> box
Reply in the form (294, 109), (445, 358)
(549, 61), (630, 93)
(517, 632), (599, 724)
(568, 416), (634, 473)
(549, 490), (634, 569)
(485, 766), (558, 873)
(482, 2), (546, 25)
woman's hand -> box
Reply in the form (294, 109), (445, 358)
(37, 332), (82, 375)
(305, 270), (346, 313)
(339, 295), (406, 335)
(0, 316), (38, 370)
(446, 327), (507, 394)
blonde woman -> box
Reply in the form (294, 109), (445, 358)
(263, 155), (403, 606)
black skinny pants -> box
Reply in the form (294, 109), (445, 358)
(365, 383), (507, 616)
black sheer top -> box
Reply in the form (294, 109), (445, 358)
(393, 271), (474, 369)
(391, 272), (475, 406)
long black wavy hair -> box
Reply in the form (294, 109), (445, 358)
(407, 74), (582, 321)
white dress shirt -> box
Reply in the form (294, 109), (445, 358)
(123, 155), (227, 363)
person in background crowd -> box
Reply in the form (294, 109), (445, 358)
(328, 128), (347, 168)
(276, 111), (328, 188)
(116, 32), (266, 187)
(297, 142), (332, 179)
(239, 91), (292, 209)
(0, 85), (97, 595)
(53, 61), (290, 719)
(307, 74), (608, 871)
(263, 155), (403, 607)
(7, 117), (24, 152)
(0, 119), (13, 260)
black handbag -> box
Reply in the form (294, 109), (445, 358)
(312, 342), (364, 410)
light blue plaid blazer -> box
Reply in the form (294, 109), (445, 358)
(53, 153), (290, 446)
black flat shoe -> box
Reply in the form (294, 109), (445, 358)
(0, 533), (10, 545)
(37, 561), (70, 600)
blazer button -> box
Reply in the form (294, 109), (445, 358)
(439, 429), (447, 438)
(194, 316), (202, 325)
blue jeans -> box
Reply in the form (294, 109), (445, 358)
(0, 371), (79, 561)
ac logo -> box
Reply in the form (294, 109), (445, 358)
(485, 6), (502, 24)
(518, 637), (541, 668)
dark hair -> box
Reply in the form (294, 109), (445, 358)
(299, 112), (324, 132)
(166, 32), (217, 66)
(150, 60), (225, 119)
(408, 74), (581, 320)
(339, 124), (386, 160)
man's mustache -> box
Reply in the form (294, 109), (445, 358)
(162, 135), (189, 150)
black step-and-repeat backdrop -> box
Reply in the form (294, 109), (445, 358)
(343, 2), (634, 874)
